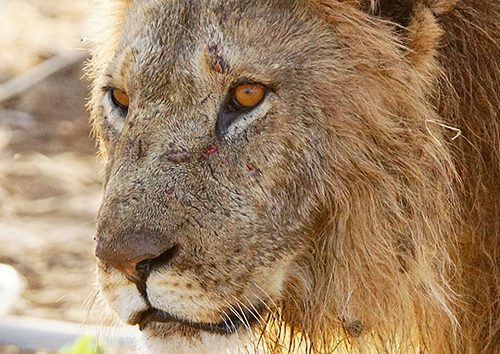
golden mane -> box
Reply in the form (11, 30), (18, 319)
(267, 1), (499, 352)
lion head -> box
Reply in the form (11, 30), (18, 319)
(86, 0), (496, 352)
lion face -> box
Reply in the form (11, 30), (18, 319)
(90, 0), (461, 352)
(92, 0), (337, 347)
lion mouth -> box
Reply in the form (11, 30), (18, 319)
(135, 306), (265, 335)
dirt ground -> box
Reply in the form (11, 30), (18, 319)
(0, 1), (110, 351)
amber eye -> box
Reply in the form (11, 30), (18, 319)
(110, 88), (130, 111)
(233, 83), (266, 108)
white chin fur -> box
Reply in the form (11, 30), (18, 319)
(137, 329), (260, 354)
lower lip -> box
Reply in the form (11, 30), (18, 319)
(137, 308), (258, 335)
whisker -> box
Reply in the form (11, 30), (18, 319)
(219, 304), (238, 333)
(241, 294), (268, 327)
(231, 295), (258, 331)
(227, 302), (251, 331)
(82, 288), (100, 326)
(251, 282), (280, 313)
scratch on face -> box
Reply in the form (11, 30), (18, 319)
(203, 145), (219, 159)
(164, 146), (194, 163)
(206, 45), (228, 74)
(245, 162), (261, 177)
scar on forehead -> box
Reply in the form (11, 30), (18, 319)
(206, 45), (228, 74)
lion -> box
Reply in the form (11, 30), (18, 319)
(86, 0), (499, 353)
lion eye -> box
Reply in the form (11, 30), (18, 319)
(232, 83), (265, 109)
(110, 88), (130, 111)
(216, 82), (268, 139)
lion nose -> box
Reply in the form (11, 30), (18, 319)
(95, 231), (179, 282)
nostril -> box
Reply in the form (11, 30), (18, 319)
(132, 244), (180, 280)
(146, 244), (180, 273)
(135, 259), (151, 278)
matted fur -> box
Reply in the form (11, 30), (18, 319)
(86, 0), (499, 353)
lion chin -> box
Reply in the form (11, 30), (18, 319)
(137, 323), (257, 354)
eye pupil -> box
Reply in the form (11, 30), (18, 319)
(234, 83), (265, 108)
(111, 89), (130, 110)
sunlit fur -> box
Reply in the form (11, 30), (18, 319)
(87, 1), (499, 353)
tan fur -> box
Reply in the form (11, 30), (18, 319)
(87, 0), (499, 353)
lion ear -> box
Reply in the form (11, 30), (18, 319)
(320, 1), (458, 28)
(357, 0), (458, 27)
(312, 1), (458, 75)
(361, 1), (458, 75)
(360, 0), (414, 27)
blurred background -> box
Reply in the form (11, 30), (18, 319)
(0, 1), (118, 352)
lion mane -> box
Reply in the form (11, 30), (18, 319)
(87, 0), (499, 353)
